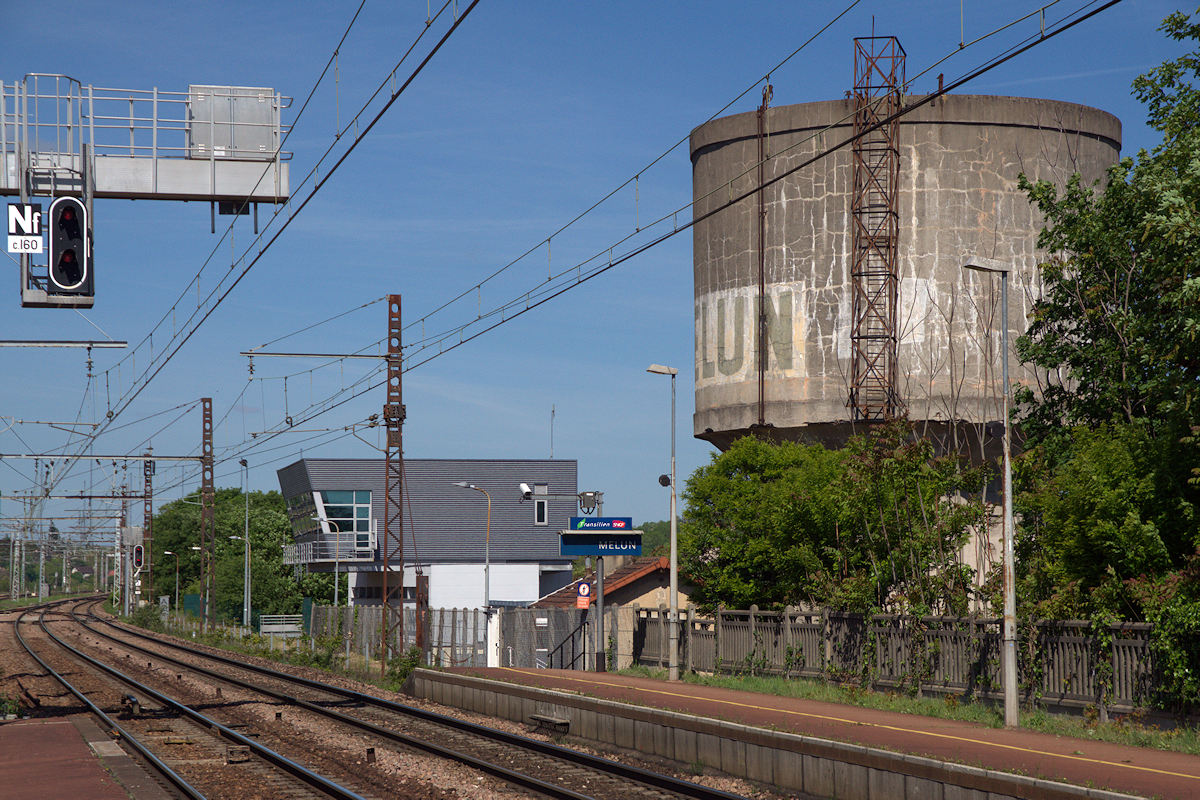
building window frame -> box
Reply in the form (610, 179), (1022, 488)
(533, 482), (548, 526)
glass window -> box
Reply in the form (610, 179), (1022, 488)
(535, 498), (547, 526)
(317, 490), (372, 548)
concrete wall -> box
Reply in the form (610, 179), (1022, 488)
(409, 669), (1139, 800)
(691, 95), (1121, 451)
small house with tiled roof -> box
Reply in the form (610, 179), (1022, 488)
(532, 556), (690, 610)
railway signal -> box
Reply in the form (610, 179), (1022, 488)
(47, 197), (92, 296)
(132, 544), (144, 570)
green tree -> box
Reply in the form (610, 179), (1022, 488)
(1014, 422), (1198, 620)
(1009, 12), (1200, 708)
(679, 423), (986, 614)
(680, 436), (843, 610)
(151, 488), (333, 621)
(1016, 10), (1200, 446)
(635, 520), (676, 556)
(827, 423), (986, 615)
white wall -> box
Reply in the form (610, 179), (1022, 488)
(347, 562), (547, 609)
(425, 563), (542, 609)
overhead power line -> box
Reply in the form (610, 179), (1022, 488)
(31, 0), (484, 503)
(191, 0), (1125, 481)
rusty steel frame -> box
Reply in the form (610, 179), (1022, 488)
(381, 295), (406, 674)
(756, 81), (773, 430)
(849, 36), (906, 422)
(200, 397), (214, 629)
(143, 457), (153, 604)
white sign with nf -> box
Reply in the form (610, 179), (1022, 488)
(7, 203), (43, 254)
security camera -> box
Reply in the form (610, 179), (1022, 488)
(519, 482), (532, 500)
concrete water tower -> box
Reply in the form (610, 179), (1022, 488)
(690, 38), (1120, 457)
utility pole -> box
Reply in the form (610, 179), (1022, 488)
(143, 455), (154, 604)
(119, 483), (129, 616)
(37, 529), (44, 601)
(200, 398), (214, 631)
(381, 295), (406, 675)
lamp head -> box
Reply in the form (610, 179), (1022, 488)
(961, 256), (1010, 275)
(646, 363), (678, 376)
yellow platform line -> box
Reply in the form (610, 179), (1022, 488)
(496, 668), (1200, 782)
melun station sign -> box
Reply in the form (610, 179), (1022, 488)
(560, 517), (642, 557)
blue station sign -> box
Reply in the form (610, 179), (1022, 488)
(560, 532), (643, 557)
(562, 517), (640, 556)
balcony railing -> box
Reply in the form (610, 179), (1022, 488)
(283, 532), (376, 566)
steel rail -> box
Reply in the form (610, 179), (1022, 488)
(86, 603), (750, 800)
(34, 603), (369, 800)
(12, 601), (206, 800)
(74, 606), (602, 800)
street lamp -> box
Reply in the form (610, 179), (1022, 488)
(962, 256), (1018, 728)
(189, 546), (202, 619)
(312, 514), (342, 606)
(647, 362), (680, 682)
(229, 536), (251, 627)
(453, 482), (491, 609)
(161, 550), (179, 610)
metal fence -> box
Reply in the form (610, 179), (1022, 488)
(308, 605), (490, 668)
(171, 600), (1155, 713)
(631, 606), (1155, 714)
(302, 605), (615, 671)
(500, 608), (589, 669)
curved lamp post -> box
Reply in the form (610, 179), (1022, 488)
(647, 363), (679, 681)
(229, 535), (251, 627)
(962, 256), (1017, 728)
(161, 550), (179, 610)
(453, 482), (491, 609)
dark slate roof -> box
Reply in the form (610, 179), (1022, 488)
(277, 458), (577, 565)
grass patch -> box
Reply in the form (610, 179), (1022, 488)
(122, 615), (422, 695)
(616, 667), (1200, 753)
(676, 670), (1002, 727)
(1021, 707), (1200, 755)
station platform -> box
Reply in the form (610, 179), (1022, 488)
(0, 715), (166, 800)
(420, 666), (1200, 800)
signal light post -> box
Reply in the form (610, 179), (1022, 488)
(47, 197), (92, 297)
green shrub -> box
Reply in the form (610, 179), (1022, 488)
(384, 646), (424, 690)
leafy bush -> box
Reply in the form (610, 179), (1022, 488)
(384, 646), (424, 690)
(128, 604), (165, 632)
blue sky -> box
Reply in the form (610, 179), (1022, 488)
(0, 0), (1185, 535)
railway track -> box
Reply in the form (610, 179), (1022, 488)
(15, 599), (375, 800)
(56, 598), (758, 800)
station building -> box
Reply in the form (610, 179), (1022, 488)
(276, 458), (579, 609)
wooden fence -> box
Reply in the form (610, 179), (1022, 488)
(632, 606), (1155, 715)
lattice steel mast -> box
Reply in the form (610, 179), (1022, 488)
(849, 36), (906, 422)
(381, 295), (406, 673)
